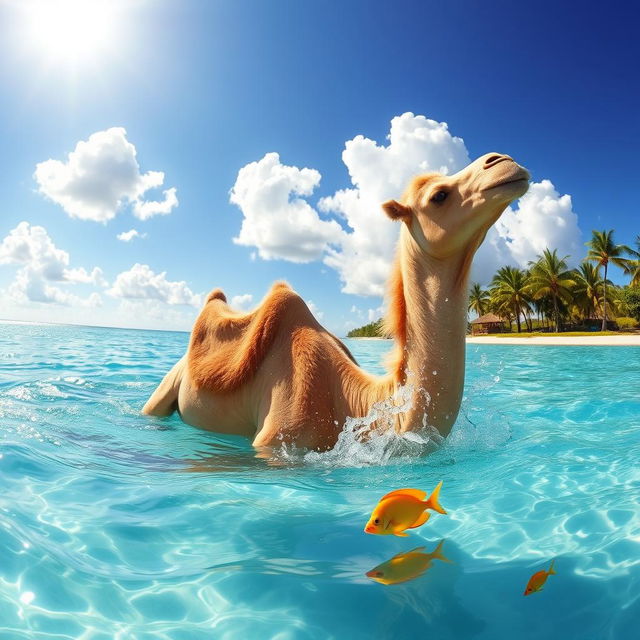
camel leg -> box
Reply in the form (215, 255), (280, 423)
(142, 356), (185, 417)
(252, 395), (280, 450)
(252, 406), (334, 452)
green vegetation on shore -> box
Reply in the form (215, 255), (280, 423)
(471, 230), (640, 333)
(347, 319), (383, 338)
(473, 331), (624, 338)
(347, 229), (640, 337)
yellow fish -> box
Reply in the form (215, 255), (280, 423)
(364, 481), (447, 537)
(366, 540), (451, 585)
(523, 559), (556, 596)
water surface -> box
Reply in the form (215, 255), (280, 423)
(0, 322), (638, 639)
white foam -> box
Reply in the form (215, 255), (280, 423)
(275, 379), (444, 468)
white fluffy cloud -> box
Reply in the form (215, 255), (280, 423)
(230, 293), (253, 310)
(1, 221), (69, 279)
(7, 271), (103, 307)
(117, 229), (147, 242)
(473, 180), (582, 283)
(230, 152), (344, 262)
(230, 113), (583, 296)
(367, 306), (384, 322)
(107, 263), (201, 307)
(132, 188), (178, 221)
(0, 222), (106, 306)
(63, 266), (108, 287)
(320, 113), (470, 295)
(350, 304), (385, 323)
(34, 127), (178, 223)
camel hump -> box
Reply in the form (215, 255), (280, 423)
(188, 281), (307, 393)
(206, 288), (227, 303)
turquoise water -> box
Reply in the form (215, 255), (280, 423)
(0, 322), (639, 639)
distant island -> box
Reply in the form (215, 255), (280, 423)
(347, 319), (384, 338)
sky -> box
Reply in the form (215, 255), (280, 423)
(0, 0), (638, 334)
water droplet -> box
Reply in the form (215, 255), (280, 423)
(432, 371), (437, 375)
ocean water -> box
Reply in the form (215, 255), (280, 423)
(0, 321), (639, 640)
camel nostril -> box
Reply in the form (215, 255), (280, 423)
(484, 154), (507, 168)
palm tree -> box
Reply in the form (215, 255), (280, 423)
(623, 235), (640, 286)
(531, 296), (553, 330)
(468, 283), (490, 317)
(490, 266), (532, 333)
(572, 262), (604, 321)
(585, 230), (631, 330)
(606, 285), (626, 319)
(528, 249), (575, 332)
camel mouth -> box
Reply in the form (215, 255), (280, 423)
(485, 166), (530, 191)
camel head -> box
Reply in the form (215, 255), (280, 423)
(382, 153), (530, 261)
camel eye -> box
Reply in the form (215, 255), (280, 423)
(431, 190), (448, 204)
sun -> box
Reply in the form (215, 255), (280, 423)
(25, 0), (115, 63)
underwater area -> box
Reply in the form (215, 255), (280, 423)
(0, 321), (638, 639)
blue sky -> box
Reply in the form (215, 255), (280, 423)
(0, 0), (638, 333)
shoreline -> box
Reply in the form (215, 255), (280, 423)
(346, 335), (640, 346)
(466, 335), (640, 346)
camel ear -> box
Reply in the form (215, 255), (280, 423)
(382, 199), (412, 222)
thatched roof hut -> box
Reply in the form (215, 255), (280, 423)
(470, 313), (505, 335)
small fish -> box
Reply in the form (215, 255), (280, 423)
(366, 539), (451, 585)
(364, 481), (447, 537)
(524, 559), (556, 596)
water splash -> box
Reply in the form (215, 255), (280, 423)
(276, 355), (513, 468)
(275, 380), (443, 468)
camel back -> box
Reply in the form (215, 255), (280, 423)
(188, 282), (356, 393)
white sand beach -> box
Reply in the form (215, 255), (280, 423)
(466, 335), (640, 346)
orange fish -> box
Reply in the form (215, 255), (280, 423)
(364, 481), (447, 537)
(523, 559), (556, 596)
(366, 540), (451, 585)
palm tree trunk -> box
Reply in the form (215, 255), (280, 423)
(601, 263), (608, 331)
(516, 302), (521, 333)
(553, 294), (559, 332)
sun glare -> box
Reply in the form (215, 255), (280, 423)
(26, 0), (115, 63)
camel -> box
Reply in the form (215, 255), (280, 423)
(143, 153), (529, 451)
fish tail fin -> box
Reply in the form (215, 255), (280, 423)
(548, 559), (556, 575)
(425, 480), (447, 515)
(432, 539), (452, 563)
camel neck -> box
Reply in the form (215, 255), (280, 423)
(392, 227), (471, 436)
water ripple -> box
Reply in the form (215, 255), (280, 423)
(0, 323), (638, 638)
